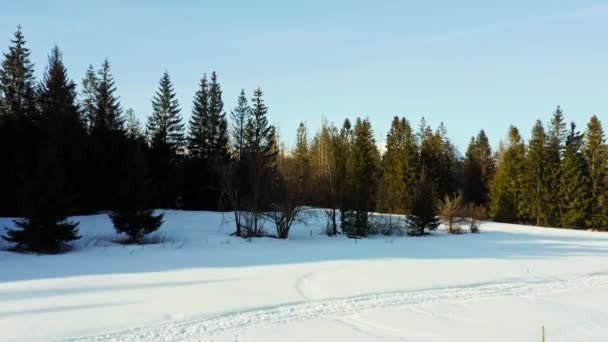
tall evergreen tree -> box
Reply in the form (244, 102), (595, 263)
(147, 71), (184, 208)
(490, 126), (526, 222)
(147, 71), (184, 156)
(559, 123), (591, 229)
(0, 26), (39, 216)
(377, 116), (407, 214)
(93, 59), (123, 133)
(124, 108), (143, 142)
(545, 106), (567, 225)
(0, 26), (37, 118)
(230, 89), (249, 161)
(37, 46), (83, 139)
(233, 87), (277, 236)
(80, 65), (98, 132)
(584, 115), (608, 229)
(37, 46), (87, 211)
(523, 120), (552, 226)
(419, 119), (458, 199)
(206, 71), (229, 162)
(406, 172), (440, 236)
(338, 118), (354, 232)
(463, 136), (484, 205)
(86, 59), (126, 211)
(343, 118), (380, 236)
(188, 74), (209, 159)
(245, 87), (274, 155)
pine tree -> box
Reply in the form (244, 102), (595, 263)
(490, 126), (526, 222)
(339, 119), (355, 232)
(407, 172), (440, 236)
(230, 89), (249, 161)
(37, 46), (87, 212)
(80, 65), (98, 132)
(146, 71), (184, 208)
(463, 130), (495, 206)
(3, 145), (80, 253)
(236, 87), (277, 236)
(523, 120), (552, 226)
(187, 74), (209, 159)
(147, 71), (184, 156)
(559, 123), (591, 229)
(545, 106), (567, 225)
(125, 108), (143, 141)
(38, 46), (83, 139)
(0, 27), (38, 216)
(377, 116), (407, 214)
(93, 59), (123, 134)
(85, 59), (126, 211)
(463, 136), (484, 204)
(584, 115), (608, 229)
(402, 118), (419, 212)
(419, 119), (458, 199)
(207, 71), (229, 163)
(344, 118), (380, 236)
(245, 87), (273, 155)
(0, 26), (37, 118)
(109, 145), (164, 243)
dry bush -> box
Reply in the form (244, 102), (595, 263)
(458, 203), (488, 233)
(439, 193), (463, 234)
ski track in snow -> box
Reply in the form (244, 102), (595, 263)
(60, 273), (608, 342)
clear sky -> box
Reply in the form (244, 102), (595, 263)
(1, 0), (607, 152)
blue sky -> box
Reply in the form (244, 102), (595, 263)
(1, 0), (607, 151)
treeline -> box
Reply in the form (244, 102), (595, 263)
(0, 27), (607, 253)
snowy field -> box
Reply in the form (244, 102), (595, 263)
(1, 210), (608, 342)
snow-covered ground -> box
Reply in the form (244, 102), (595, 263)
(1, 210), (607, 341)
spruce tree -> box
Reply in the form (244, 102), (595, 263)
(38, 46), (83, 139)
(237, 87), (277, 236)
(109, 145), (164, 243)
(584, 115), (608, 229)
(559, 123), (591, 229)
(419, 119), (458, 199)
(545, 106), (567, 226)
(344, 118), (380, 236)
(245, 87), (273, 155)
(125, 108), (144, 142)
(407, 172), (440, 236)
(93, 59), (123, 134)
(490, 126), (526, 222)
(3, 145), (80, 253)
(80, 65), (98, 132)
(523, 120), (552, 226)
(339, 119), (355, 232)
(37, 46), (87, 212)
(0, 26), (37, 118)
(230, 89), (249, 161)
(463, 130), (495, 206)
(85, 59), (126, 211)
(463, 136), (484, 205)
(188, 74), (209, 159)
(378, 116), (407, 214)
(207, 71), (229, 162)
(146, 71), (184, 208)
(147, 71), (184, 156)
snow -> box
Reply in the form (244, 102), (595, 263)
(1, 210), (607, 341)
